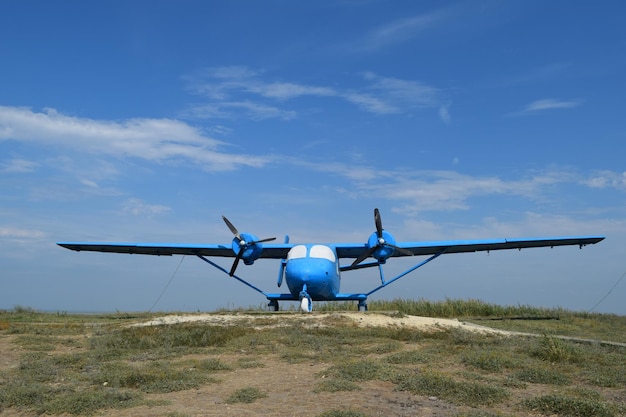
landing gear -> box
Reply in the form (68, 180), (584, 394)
(268, 300), (279, 312)
(358, 300), (368, 312)
(299, 285), (312, 313)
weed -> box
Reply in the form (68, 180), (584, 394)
(522, 394), (618, 417)
(323, 359), (396, 382)
(462, 349), (516, 372)
(532, 335), (580, 363)
(395, 370), (509, 407)
(90, 324), (252, 360)
(95, 361), (218, 393)
(0, 381), (139, 416)
(225, 386), (267, 404)
(514, 367), (571, 385)
(187, 358), (232, 372)
(237, 357), (265, 368)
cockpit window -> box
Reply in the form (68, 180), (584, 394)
(310, 245), (336, 262)
(287, 245), (307, 260)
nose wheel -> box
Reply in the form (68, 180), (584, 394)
(299, 285), (312, 313)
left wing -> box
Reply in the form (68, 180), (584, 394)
(57, 242), (294, 259)
(335, 236), (605, 259)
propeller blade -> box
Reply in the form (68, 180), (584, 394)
(251, 237), (277, 244)
(351, 246), (376, 267)
(387, 243), (414, 257)
(352, 208), (413, 267)
(229, 251), (243, 276)
(222, 215), (241, 240)
(222, 215), (276, 275)
(374, 208), (383, 238)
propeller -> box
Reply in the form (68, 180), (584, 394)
(351, 208), (413, 267)
(222, 215), (276, 276)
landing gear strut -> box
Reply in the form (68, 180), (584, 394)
(299, 284), (312, 313)
(358, 300), (368, 312)
(268, 300), (279, 312)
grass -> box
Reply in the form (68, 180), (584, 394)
(1, 300), (625, 416)
(225, 386), (267, 404)
(522, 394), (619, 417)
(395, 369), (510, 407)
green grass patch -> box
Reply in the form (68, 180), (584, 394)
(236, 357), (265, 368)
(462, 349), (518, 372)
(0, 381), (139, 416)
(514, 367), (571, 385)
(322, 359), (397, 382)
(95, 361), (218, 393)
(532, 335), (581, 363)
(522, 394), (618, 417)
(225, 386), (267, 404)
(395, 370), (509, 407)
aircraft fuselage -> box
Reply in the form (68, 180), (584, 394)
(284, 244), (340, 300)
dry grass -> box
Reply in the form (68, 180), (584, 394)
(1, 300), (625, 417)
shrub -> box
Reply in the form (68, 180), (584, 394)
(225, 387), (267, 404)
(522, 394), (617, 417)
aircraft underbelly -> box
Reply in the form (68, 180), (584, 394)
(285, 258), (339, 300)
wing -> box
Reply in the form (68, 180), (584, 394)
(334, 236), (605, 259)
(57, 242), (294, 259)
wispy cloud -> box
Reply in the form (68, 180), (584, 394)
(522, 98), (583, 113)
(0, 226), (46, 241)
(362, 9), (453, 50)
(0, 106), (271, 170)
(439, 105), (451, 124)
(122, 198), (171, 216)
(183, 101), (296, 121)
(0, 158), (39, 173)
(184, 66), (446, 120)
(582, 170), (626, 190)
(297, 161), (591, 214)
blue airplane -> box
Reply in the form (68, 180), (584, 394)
(57, 209), (604, 312)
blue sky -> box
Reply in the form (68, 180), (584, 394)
(1, 0), (625, 314)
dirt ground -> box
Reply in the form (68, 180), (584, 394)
(0, 313), (525, 417)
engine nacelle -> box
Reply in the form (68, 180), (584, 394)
(231, 232), (264, 265)
(366, 230), (396, 263)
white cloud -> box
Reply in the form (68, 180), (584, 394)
(363, 9), (452, 50)
(0, 158), (39, 173)
(343, 92), (398, 114)
(523, 98), (583, 112)
(297, 162), (594, 214)
(222, 101), (297, 120)
(251, 82), (336, 100)
(80, 179), (99, 188)
(0, 226), (46, 240)
(439, 105), (451, 124)
(0, 106), (270, 171)
(184, 67), (446, 119)
(122, 198), (171, 216)
(582, 170), (626, 190)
